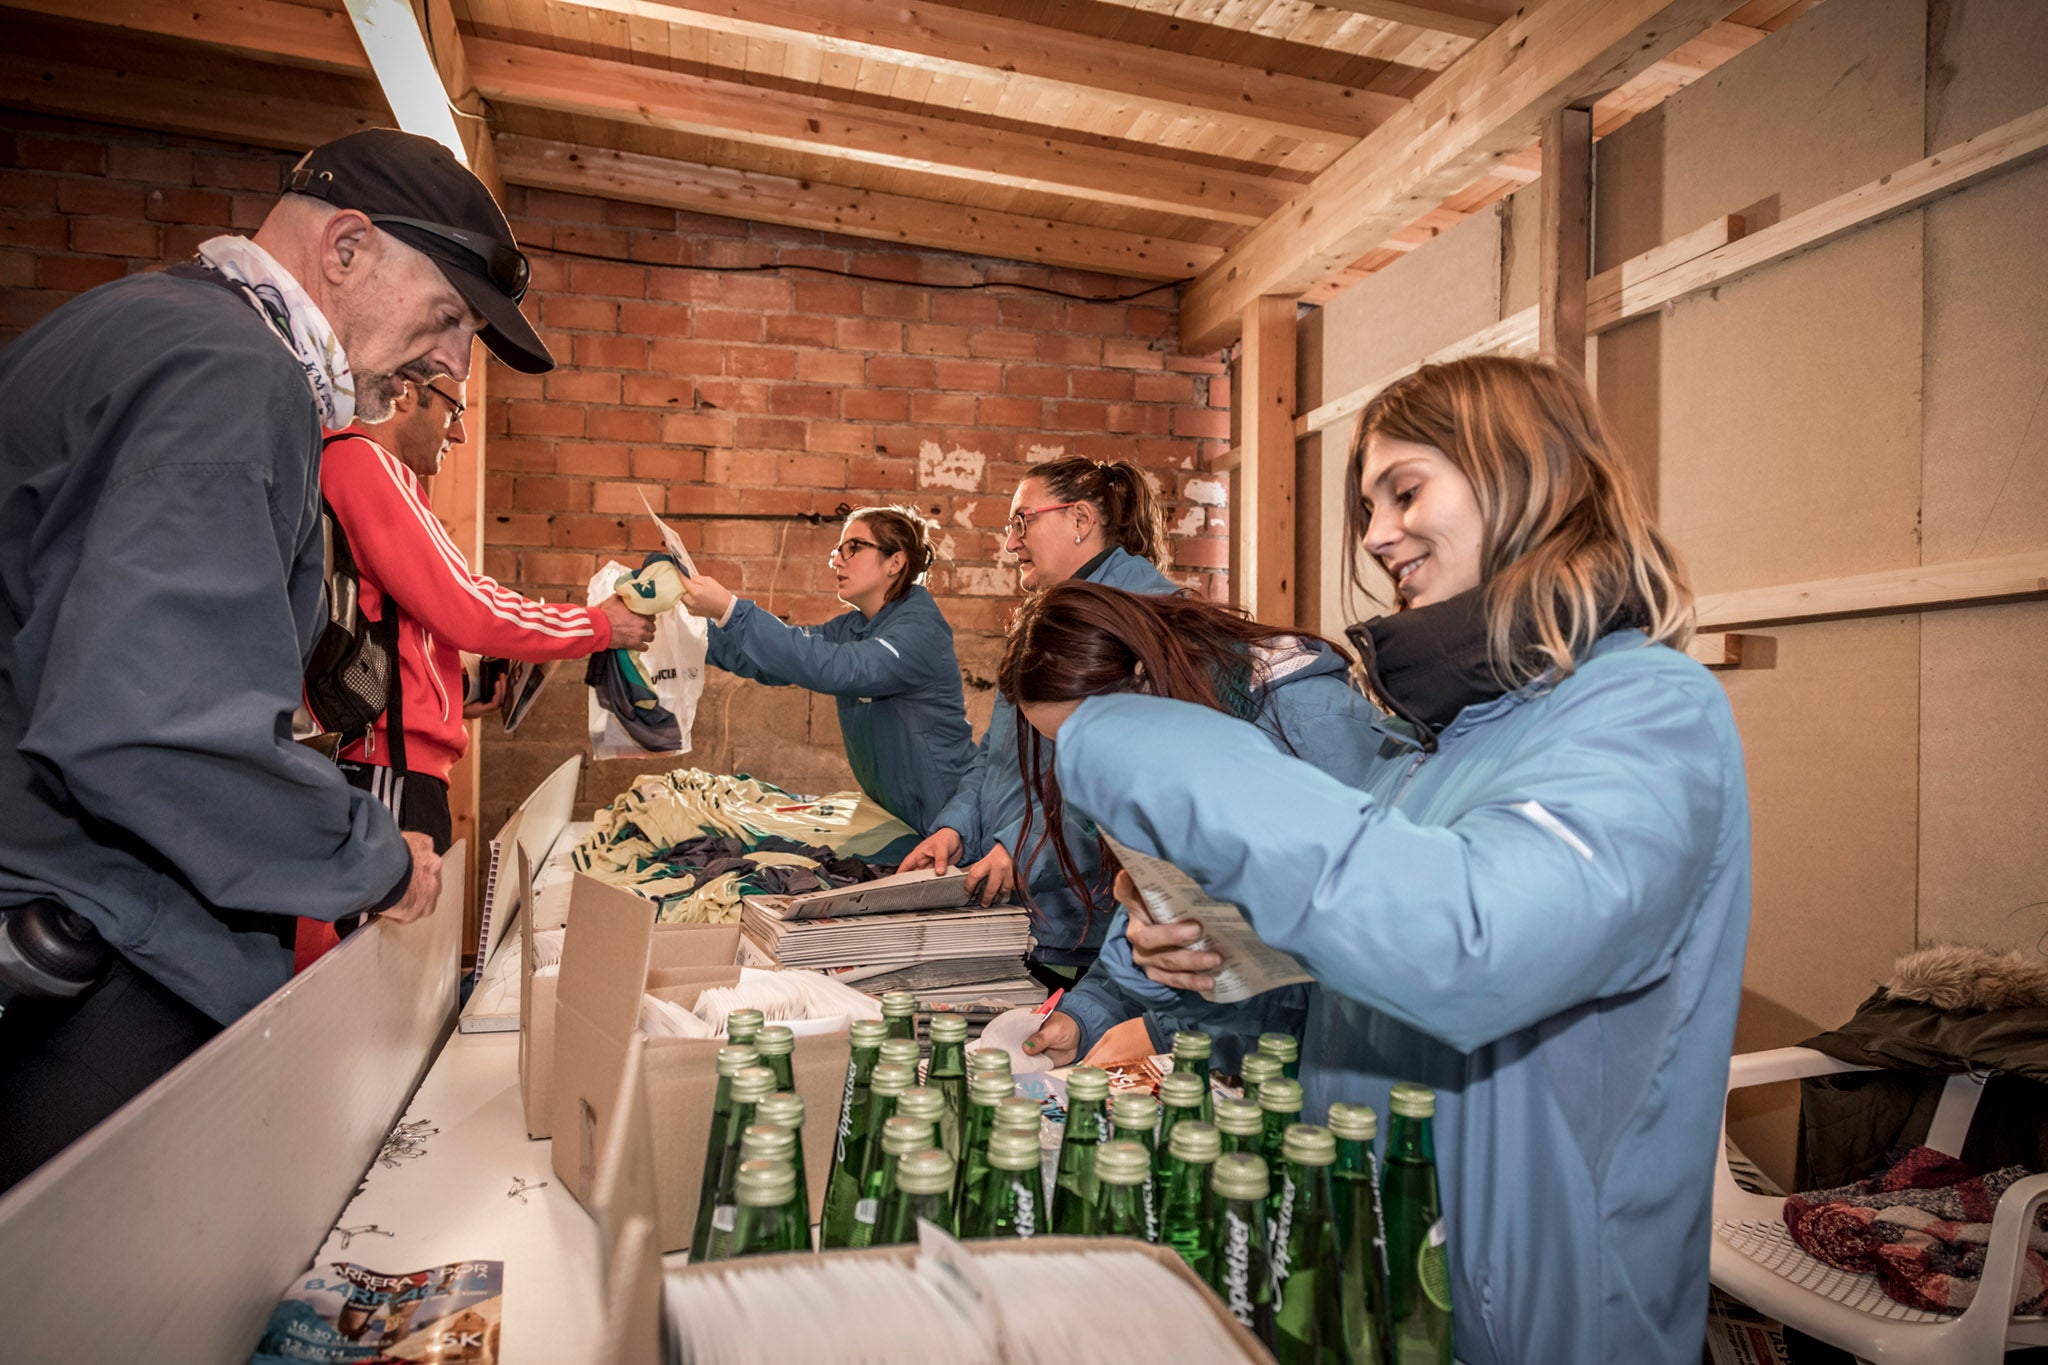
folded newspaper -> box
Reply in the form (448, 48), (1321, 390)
(1099, 832), (1310, 1004)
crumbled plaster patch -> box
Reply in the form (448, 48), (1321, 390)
(919, 441), (986, 491)
(1026, 444), (1066, 463)
(934, 533), (958, 562)
(955, 565), (1013, 596)
(1185, 477), (1228, 506)
(1172, 505), (1205, 537)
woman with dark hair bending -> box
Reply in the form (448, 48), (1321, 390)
(993, 579), (1381, 1066)
(900, 456), (1177, 986)
(1039, 356), (1750, 1365)
(676, 504), (972, 835)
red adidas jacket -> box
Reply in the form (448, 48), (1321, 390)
(319, 428), (612, 780)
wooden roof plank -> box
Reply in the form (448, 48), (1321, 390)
(1300, 0), (1514, 41)
(4, 0), (367, 72)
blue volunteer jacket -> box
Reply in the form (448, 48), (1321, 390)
(929, 546), (1178, 966)
(1053, 630), (1752, 1365)
(705, 585), (973, 834)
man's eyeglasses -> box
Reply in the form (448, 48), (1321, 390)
(368, 212), (532, 302)
(1006, 500), (1083, 539)
(829, 538), (878, 563)
(418, 381), (466, 421)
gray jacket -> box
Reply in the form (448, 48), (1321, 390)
(0, 270), (412, 1024)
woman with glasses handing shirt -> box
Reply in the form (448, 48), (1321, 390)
(899, 456), (1178, 987)
(675, 505), (973, 835)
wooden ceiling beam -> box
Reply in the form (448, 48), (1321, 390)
(1178, 0), (1742, 352)
(466, 37), (1293, 226)
(2, 0), (368, 73)
(561, 0), (1401, 143)
(495, 134), (1221, 280)
(1303, 0), (1515, 41)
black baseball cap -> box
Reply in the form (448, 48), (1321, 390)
(285, 128), (554, 374)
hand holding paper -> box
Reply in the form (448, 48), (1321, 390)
(1101, 833), (1311, 1005)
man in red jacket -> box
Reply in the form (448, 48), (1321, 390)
(322, 374), (654, 850)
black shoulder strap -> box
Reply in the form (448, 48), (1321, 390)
(316, 430), (407, 779)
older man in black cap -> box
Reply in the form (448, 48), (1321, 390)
(0, 129), (552, 1190)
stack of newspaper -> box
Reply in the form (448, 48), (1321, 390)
(739, 868), (1045, 1012)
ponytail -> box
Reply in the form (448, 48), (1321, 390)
(1034, 456), (1166, 566)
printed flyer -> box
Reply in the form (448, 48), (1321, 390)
(249, 1259), (503, 1364)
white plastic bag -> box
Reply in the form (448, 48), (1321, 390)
(585, 559), (709, 761)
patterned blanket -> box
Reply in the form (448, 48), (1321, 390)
(1782, 1145), (2048, 1314)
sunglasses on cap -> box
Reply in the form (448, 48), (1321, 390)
(368, 213), (531, 302)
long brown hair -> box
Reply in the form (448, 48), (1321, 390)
(1345, 355), (1692, 686)
(997, 580), (1342, 944)
(1030, 456), (1167, 566)
(846, 504), (937, 604)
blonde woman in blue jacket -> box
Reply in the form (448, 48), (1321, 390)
(1035, 356), (1751, 1365)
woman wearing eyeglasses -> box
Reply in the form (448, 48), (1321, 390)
(674, 505), (974, 835)
(899, 455), (1178, 988)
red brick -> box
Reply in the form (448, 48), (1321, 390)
(842, 389), (908, 422)
(0, 173), (52, 210)
(108, 145), (193, 185)
(526, 255), (571, 293)
(522, 550), (598, 583)
(766, 313), (837, 347)
(1169, 536), (1229, 569)
(1128, 306), (1175, 339)
(648, 338), (726, 375)
(1165, 352), (1226, 375)
(693, 309), (764, 343)
(932, 359), (1001, 392)
(229, 193), (270, 231)
(542, 295), (617, 331)
(192, 152), (280, 192)
(735, 488), (817, 517)
(57, 179), (145, 217)
(647, 269), (718, 304)
(1003, 366), (1068, 398)
(862, 284), (927, 320)
(150, 222), (210, 258)
(905, 323), (969, 356)
(38, 255), (126, 291)
(1134, 372), (1198, 404)
(490, 512), (553, 545)
(629, 234), (692, 266)
(1172, 407), (1231, 439)
(910, 391), (976, 425)
(805, 423), (874, 455)
(1070, 369), (1136, 401)
(778, 453), (849, 487)
(932, 293), (1000, 326)
(846, 251), (923, 284)
(592, 477), (662, 512)
(632, 446), (707, 481)
(553, 224), (631, 257)
(997, 295), (1062, 330)
(866, 355), (935, 388)
(574, 334), (649, 369)
(0, 248), (33, 288)
(68, 217), (157, 257)
(788, 278), (859, 316)
(968, 329), (1037, 361)
(552, 513), (633, 549)
(777, 247), (848, 272)
(17, 136), (104, 175)
(674, 209), (751, 239)
(770, 384), (838, 418)
(847, 455), (917, 487)
(491, 439), (557, 473)
(621, 374), (697, 408)
(569, 259), (647, 298)
(727, 346), (797, 380)
(836, 318), (902, 351)
(522, 188), (605, 224)
(978, 395), (1044, 428)
(694, 379), (772, 414)
(546, 370), (620, 404)
(660, 413), (733, 446)
(1102, 337), (1166, 371)
(506, 403), (586, 438)
(1050, 400), (1109, 430)
(1064, 302), (1128, 334)
(719, 274), (792, 311)
(698, 520), (783, 556)
(490, 369), (546, 401)
(513, 477), (591, 512)
(796, 350), (865, 385)
(1038, 334), (1102, 366)
(484, 472), (516, 509)
(605, 199), (677, 230)
(694, 238), (776, 269)
(733, 416), (807, 448)
(144, 187), (232, 225)
(617, 301), (691, 337)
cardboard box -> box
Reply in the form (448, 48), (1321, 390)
(550, 874), (850, 1251)
(518, 869), (743, 1139)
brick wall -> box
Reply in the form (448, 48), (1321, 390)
(0, 110), (1236, 838)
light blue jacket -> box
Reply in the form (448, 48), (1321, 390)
(706, 585), (973, 835)
(1056, 641), (1375, 1066)
(930, 547), (1178, 965)
(1053, 630), (1751, 1365)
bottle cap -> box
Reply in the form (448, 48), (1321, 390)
(1168, 1121), (1221, 1164)
(739, 1123), (795, 1164)
(726, 1008), (766, 1038)
(994, 1098), (1042, 1133)
(752, 1024), (794, 1057)
(868, 1062), (916, 1099)
(880, 1117), (935, 1156)
(1171, 1029), (1212, 1061)
(1064, 1067), (1109, 1102)
(894, 1148), (955, 1196)
(928, 1014), (967, 1042)
(880, 990), (918, 1018)
(1213, 1097), (1263, 1137)
(1158, 1073), (1206, 1110)
(1281, 1123), (1336, 1166)
(1092, 1140), (1151, 1185)
(1110, 1092), (1157, 1132)
(1257, 1032), (1299, 1064)
(731, 1066), (778, 1104)
(878, 1039), (921, 1068)
(734, 1157), (796, 1207)
(1240, 1053), (1281, 1087)
(970, 1072), (1016, 1105)
(968, 1049), (1013, 1077)
(1210, 1152), (1270, 1202)
(1257, 1077), (1304, 1116)
(756, 1093), (805, 1130)
(715, 1045), (760, 1078)
(1325, 1103), (1377, 1142)
(987, 1130), (1043, 1171)
(849, 1020), (888, 1049)
(895, 1087), (944, 1126)
(1389, 1082), (1436, 1119)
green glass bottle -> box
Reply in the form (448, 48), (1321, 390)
(878, 1037), (921, 1074)
(837, 1060), (915, 1246)
(752, 1024), (796, 1092)
(1328, 1103), (1390, 1365)
(1240, 1052), (1282, 1105)
(1156, 1072), (1206, 1189)
(880, 990), (918, 1042)
(1159, 1120), (1220, 1281)
(1050, 1067), (1109, 1235)
(738, 1122), (809, 1245)
(876, 1148), (956, 1246)
(993, 1096), (1042, 1138)
(754, 1092), (810, 1234)
(725, 1008), (765, 1049)
(894, 1086), (945, 1146)
(1272, 1125), (1343, 1365)
(850, 1115), (935, 1248)
(967, 1048), (1013, 1082)
(1384, 1084), (1452, 1365)
(954, 1071), (1016, 1234)
(925, 1014), (969, 1163)
(1170, 1030), (1215, 1123)
(726, 1158), (807, 1258)
(1214, 1096), (1264, 1158)
(1257, 1077), (1305, 1228)
(1109, 1091), (1159, 1242)
(1091, 1140), (1155, 1242)
(971, 1129), (1045, 1240)
(1259, 1031), (1301, 1081)
(1207, 1151), (1276, 1349)
(689, 1044), (760, 1262)
(818, 1020), (886, 1249)
(691, 1064), (776, 1263)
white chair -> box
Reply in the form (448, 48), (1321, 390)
(1711, 1046), (2048, 1364)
